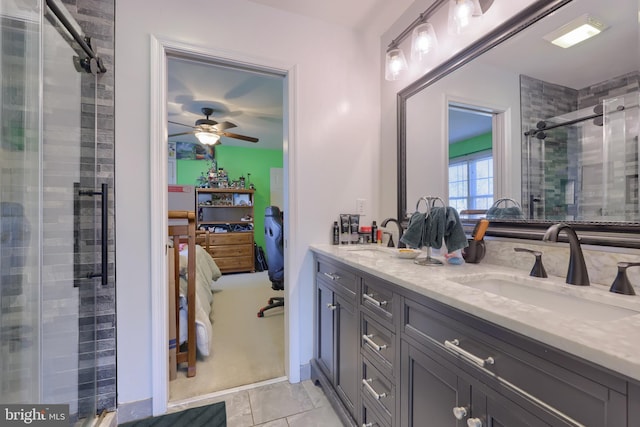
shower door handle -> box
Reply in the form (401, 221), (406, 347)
(78, 183), (108, 286)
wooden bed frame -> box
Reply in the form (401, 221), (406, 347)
(168, 210), (197, 377)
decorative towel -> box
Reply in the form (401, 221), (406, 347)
(426, 207), (468, 252)
(486, 206), (524, 219)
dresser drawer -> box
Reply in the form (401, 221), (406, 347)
(208, 232), (253, 245)
(212, 255), (254, 273)
(317, 258), (357, 296)
(208, 244), (253, 258)
(402, 298), (626, 426)
(361, 313), (395, 376)
(361, 277), (395, 326)
(361, 356), (395, 425)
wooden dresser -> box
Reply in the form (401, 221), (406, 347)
(196, 188), (255, 273)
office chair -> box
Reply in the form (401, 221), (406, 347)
(257, 206), (284, 317)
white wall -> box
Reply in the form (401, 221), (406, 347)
(115, 0), (382, 407)
(378, 0), (539, 219)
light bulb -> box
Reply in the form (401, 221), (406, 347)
(411, 22), (438, 61)
(449, 0), (475, 34)
(385, 48), (408, 81)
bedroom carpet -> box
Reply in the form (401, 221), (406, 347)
(169, 272), (285, 401)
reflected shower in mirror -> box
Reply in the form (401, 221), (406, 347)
(400, 0), (639, 225)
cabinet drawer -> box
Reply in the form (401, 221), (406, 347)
(361, 314), (395, 376)
(208, 232), (253, 245)
(362, 356), (395, 425)
(317, 259), (357, 296)
(208, 244), (253, 258)
(403, 298), (627, 426)
(361, 397), (390, 427)
(361, 277), (394, 325)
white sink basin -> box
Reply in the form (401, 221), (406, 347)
(449, 273), (639, 321)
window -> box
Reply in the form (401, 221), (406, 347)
(449, 151), (493, 212)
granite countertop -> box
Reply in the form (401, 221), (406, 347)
(310, 243), (640, 383)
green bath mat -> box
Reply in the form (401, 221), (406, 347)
(119, 401), (226, 427)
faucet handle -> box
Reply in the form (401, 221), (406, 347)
(514, 247), (548, 278)
(609, 262), (640, 295)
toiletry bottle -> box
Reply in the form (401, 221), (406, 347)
(371, 221), (377, 245)
(332, 221), (339, 245)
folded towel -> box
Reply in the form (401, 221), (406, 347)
(425, 207), (469, 252)
(400, 211), (427, 248)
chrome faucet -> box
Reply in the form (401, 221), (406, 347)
(542, 223), (590, 286)
(381, 218), (405, 248)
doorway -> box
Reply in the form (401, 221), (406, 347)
(447, 101), (507, 209)
(149, 39), (291, 411)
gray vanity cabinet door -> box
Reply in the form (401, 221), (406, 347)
(335, 292), (358, 417)
(317, 281), (335, 379)
(400, 341), (471, 427)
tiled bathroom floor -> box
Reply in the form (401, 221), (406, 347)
(168, 378), (345, 426)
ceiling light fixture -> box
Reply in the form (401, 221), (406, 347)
(543, 14), (607, 48)
(385, 0), (493, 81)
(195, 131), (221, 145)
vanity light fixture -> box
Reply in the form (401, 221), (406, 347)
(543, 14), (607, 48)
(385, 47), (408, 81)
(195, 131), (221, 145)
(385, 0), (493, 81)
(411, 21), (438, 61)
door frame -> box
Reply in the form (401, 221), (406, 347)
(149, 35), (297, 415)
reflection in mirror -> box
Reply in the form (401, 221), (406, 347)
(401, 0), (639, 226)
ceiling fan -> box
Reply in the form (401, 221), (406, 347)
(168, 107), (259, 145)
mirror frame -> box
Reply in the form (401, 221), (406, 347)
(397, 0), (640, 249)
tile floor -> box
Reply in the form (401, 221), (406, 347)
(169, 378), (345, 426)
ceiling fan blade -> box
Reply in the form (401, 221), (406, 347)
(168, 120), (195, 129)
(220, 132), (259, 143)
(212, 121), (237, 131)
(168, 131), (195, 138)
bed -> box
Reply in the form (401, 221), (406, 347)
(168, 211), (221, 377)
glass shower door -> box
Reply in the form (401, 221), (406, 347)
(1, 1), (101, 425)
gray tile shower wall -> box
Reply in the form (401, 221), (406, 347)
(520, 72), (639, 221)
(64, 0), (116, 414)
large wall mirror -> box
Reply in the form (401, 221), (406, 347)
(399, 0), (639, 247)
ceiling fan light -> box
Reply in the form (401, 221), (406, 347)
(411, 22), (438, 61)
(195, 131), (221, 145)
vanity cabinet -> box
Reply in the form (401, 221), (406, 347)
(314, 258), (359, 422)
(311, 253), (637, 427)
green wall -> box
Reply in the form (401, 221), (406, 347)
(449, 131), (492, 159)
(176, 145), (283, 251)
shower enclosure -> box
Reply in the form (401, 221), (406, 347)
(523, 91), (640, 222)
(1, 0), (108, 424)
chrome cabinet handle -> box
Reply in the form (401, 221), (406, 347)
(326, 303), (337, 311)
(362, 334), (387, 352)
(467, 418), (483, 427)
(323, 272), (340, 280)
(363, 293), (388, 306)
(362, 378), (387, 400)
(445, 339), (494, 368)
(453, 406), (468, 420)
(362, 423), (377, 427)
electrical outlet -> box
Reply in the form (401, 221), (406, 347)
(356, 198), (366, 216)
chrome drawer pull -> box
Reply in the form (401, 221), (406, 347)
(453, 406), (468, 420)
(362, 423), (377, 427)
(467, 418), (483, 427)
(444, 339), (495, 368)
(363, 293), (388, 306)
(362, 378), (387, 400)
(327, 303), (337, 311)
(363, 334), (387, 352)
(323, 272), (340, 280)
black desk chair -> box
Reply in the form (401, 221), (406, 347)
(257, 206), (284, 317)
